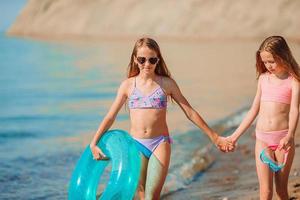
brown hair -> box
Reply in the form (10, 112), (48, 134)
(127, 37), (171, 78)
(256, 36), (300, 81)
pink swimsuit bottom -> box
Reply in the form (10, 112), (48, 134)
(256, 129), (288, 146)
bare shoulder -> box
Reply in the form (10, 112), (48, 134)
(161, 76), (177, 93)
(291, 77), (300, 88)
(161, 76), (176, 88)
(257, 73), (267, 86)
(258, 72), (268, 81)
(119, 77), (135, 95)
(121, 77), (134, 86)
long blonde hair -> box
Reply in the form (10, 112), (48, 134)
(256, 36), (300, 81)
(127, 37), (171, 78)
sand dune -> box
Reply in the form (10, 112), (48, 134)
(7, 0), (300, 41)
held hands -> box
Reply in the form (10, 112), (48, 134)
(90, 144), (109, 160)
(214, 135), (235, 153)
(226, 134), (237, 147)
(278, 135), (294, 152)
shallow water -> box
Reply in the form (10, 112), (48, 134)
(0, 33), (127, 199)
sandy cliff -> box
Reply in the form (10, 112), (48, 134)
(7, 0), (300, 41)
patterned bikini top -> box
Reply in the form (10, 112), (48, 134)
(128, 77), (167, 109)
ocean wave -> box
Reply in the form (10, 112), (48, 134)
(0, 130), (38, 140)
(162, 144), (215, 196)
(162, 107), (249, 196)
(0, 115), (60, 122)
(67, 91), (115, 100)
(0, 113), (97, 122)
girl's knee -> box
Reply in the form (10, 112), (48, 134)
(145, 185), (162, 200)
(145, 191), (160, 200)
(260, 193), (272, 200)
(260, 187), (273, 200)
(275, 186), (288, 199)
(275, 180), (288, 199)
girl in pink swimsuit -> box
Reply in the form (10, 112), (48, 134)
(90, 37), (234, 199)
(228, 36), (300, 199)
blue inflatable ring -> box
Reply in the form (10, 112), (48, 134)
(68, 129), (141, 200)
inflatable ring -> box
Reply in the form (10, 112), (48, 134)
(68, 129), (141, 200)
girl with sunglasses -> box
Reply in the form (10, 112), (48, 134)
(89, 37), (233, 199)
(228, 36), (300, 199)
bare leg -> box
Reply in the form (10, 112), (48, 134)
(274, 144), (295, 200)
(136, 155), (149, 200)
(145, 142), (171, 200)
(255, 139), (274, 200)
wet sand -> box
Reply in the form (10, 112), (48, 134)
(163, 125), (300, 200)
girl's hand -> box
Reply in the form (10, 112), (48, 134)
(90, 145), (109, 160)
(226, 135), (237, 147)
(278, 135), (294, 152)
(215, 136), (235, 153)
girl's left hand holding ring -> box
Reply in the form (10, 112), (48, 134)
(278, 135), (294, 151)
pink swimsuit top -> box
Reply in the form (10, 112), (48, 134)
(260, 73), (292, 104)
(128, 77), (167, 109)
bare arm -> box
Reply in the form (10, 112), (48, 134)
(167, 78), (229, 148)
(90, 80), (128, 148)
(287, 79), (300, 138)
(231, 77), (262, 143)
(278, 78), (300, 151)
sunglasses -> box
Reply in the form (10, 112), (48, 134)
(136, 57), (159, 65)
